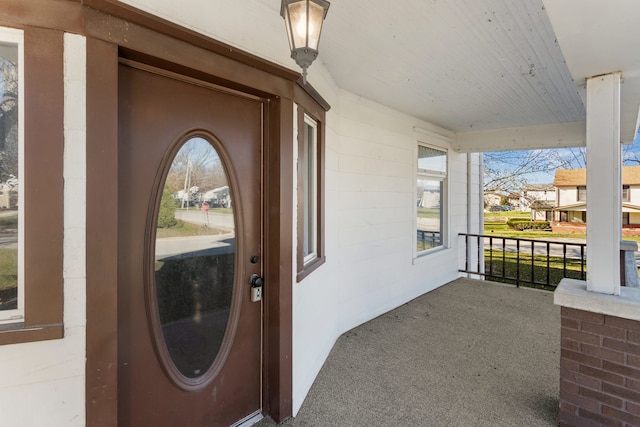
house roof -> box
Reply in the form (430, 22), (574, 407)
(554, 166), (640, 187)
(523, 184), (555, 192)
(553, 202), (640, 213)
(531, 200), (554, 209)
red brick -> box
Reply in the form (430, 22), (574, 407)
(604, 338), (640, 355)
(562, 389), (601, 412)
(561, 378), (580, 394)
(626, 401), (640, 416)
(582, 322), (626, 340)
(628, 330), (640, 344)
(582, 344), (626, 364)
(562, 316), (581, 330)
(562, 337), (580, 351)
(579, 387), (624, 408)
(581, 343), (603, 358)
(603, 382), (640, 403)
(603, 405), (640, 426)
(563, 327), (602, 346)
(560, 400), (578, 414)
(602, 348), (627, 365)
(563, 307), (605, 324)
(627, 378), (640, 392)
(603, 361), (640, 380)
(606, 316), (640, 333)
(562, 348), (602, 368)
(562, 367), (600, 388)
(580, 365), (625, 386)
(559, 410), (599, 427)
(562, 358), (580, 373)
(578, 408), (622, 427)
(628, 354), (640, 369)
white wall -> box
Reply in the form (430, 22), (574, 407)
(0, 33), (86, 427)
(558, 187), (578, 206)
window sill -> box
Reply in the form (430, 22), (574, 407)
(296, 256), (326, 283)
(0, 323), (63, 346)
(412, 246), (449, 265)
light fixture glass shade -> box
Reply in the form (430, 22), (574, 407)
(281, 0), (330, 82)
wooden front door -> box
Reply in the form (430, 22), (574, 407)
(117, 62), (263, 427)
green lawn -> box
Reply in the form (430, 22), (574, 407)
(417, 207), (440, 219)
(156, 221), (229, 239)
(484, 249), (584, 290)
(0, 248), (17, 291)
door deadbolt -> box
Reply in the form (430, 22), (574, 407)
(250, 274), (264, 302)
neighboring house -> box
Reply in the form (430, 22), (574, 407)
(0, 2), (638, 427)
(483, 190), (503, 209)
(520, 183), (556, 215)
(506, 192), (520, 210)
(551, 166), (640, 234)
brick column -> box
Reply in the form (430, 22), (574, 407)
(560, 306), (640, 426)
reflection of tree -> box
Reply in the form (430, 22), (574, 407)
(165, 138), (227, 195)
(0, 57), (18, 183)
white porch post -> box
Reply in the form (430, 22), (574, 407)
(586, 72), (621, 295)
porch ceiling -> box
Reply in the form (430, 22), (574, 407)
(259, 0), (640, 149)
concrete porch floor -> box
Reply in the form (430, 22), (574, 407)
(256, 278), (560, 426)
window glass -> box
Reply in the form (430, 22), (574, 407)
(0, 37), (21, 322)
(302, 115), (317, 263)
(577, 186), (586, 202)
(154, 137), (235, 380)
(416, 179), (442, 251)
(418, 145), (446, 173)
(623, 185), (630, 202)
(416, 144), (446, 254)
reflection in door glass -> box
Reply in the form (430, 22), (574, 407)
(0, 41), (20, 316)
(154, 137), (235, 379)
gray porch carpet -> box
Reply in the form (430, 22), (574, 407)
(255, 278), (560, 426)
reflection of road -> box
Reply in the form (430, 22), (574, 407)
(0, 231), (17, 249)
(482, 237), (585, 259)
(175, 210), (234, 230)
(156, 233), (234, 259)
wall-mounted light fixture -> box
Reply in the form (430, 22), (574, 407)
(281, 0), (330, 83)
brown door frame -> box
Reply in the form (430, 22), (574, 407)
(1, 2), (329, 424)
(81, 4), (298, 426)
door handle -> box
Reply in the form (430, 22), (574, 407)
(249, 274), (264, 302)
(249, 274), (264, 288)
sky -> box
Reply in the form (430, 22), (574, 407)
(484, 134), (640, 188)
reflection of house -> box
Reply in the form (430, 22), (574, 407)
(418, 190), (440, 209)
(0, 182), (18, 209)
(520, 183), (555, 214)
(202, 185), (231, 208)
(550, 166), (640, 234)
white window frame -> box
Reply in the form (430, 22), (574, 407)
(414, 141), (448, 258)
(302, 113), (318, 265)
(0, 27), (24, 324)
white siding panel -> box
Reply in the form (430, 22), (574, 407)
(559, 187), (578, 206)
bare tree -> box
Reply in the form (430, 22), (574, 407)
(0, 57), (18, 183)
(165, 138), (228, 195)
(484, 141), (640, 194)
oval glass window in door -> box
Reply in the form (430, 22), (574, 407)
(153, 136), (235, 379)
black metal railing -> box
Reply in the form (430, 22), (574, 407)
(417, 230), (441, 251)
(459, 233), (586, 289)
